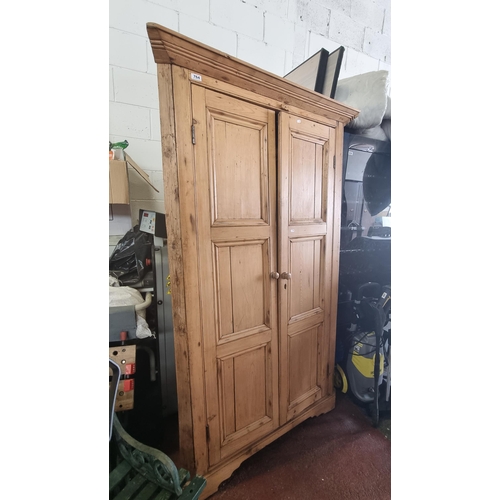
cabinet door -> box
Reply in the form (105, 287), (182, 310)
(278, 113), (337, 424)
(191, 86), (279, 466)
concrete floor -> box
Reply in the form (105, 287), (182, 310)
(379, 416), (391, 440)
(210, 391), (391, 500)
(345, 389), (391, 440)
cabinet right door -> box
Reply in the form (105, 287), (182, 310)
(278, 113), (338, 424)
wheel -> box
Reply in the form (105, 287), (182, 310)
(334, 365), (348, 393)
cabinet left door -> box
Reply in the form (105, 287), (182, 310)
(191, 84), (280, 467)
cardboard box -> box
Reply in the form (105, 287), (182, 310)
(109, 160), (129, 204)
(109, 154), (160, 204)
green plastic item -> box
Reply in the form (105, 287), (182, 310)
(109, 140), (129, 151)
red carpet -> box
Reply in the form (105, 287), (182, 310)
(208, 393), (391, 499)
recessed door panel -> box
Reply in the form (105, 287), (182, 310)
(289, 237), (323, 320)
(290, 134), (327, 223)
(206, 92), (270, 227)
(214, 240), (270, 341)
(233, 346), (268, 430)
(218, 343), (275, 460)
(210, 114), (266, 223)
(288, 326), (318, 403)
(219, 345), (271, 440)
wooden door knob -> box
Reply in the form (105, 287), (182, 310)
(280, 272), (292, 280)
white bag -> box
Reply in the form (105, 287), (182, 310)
(109, 278), (153, 339)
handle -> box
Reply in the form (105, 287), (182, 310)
(377, 285), (391, 310)
(280, 272), (292, 280)
(270, 271), (280, 279)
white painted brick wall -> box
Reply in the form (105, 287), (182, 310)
(109, 67), (114, 101)
(146, 45), (158, 75)
(113, 67), (160, 109)
(210, 0), (264, 40)
(173, 0), (210, 22)
(351, 0), (385, 32)
(363, 27), (391, 63)
(237, 34), (286, 75)
(109, 29), (148, 72)
(110, 0), (179, 36)
(284, 51), (294, 75)
(179, 14), (237, 56)
(109, 206), (133, 236)
(150, 109), (161, 142)
(264, 12), (295, 53)
(109, 0), (391, 234)
(242, 0), (289, 18)
(291, 24), (308, 67)
(294, 0), (331, 36)
(109, 101), (151, 140)
(382, 6), (391, 36)
(328, 11), (365, 52)
(261, 0), (289, 18)
(315, 0), (350, 16)
(342, 47), (380, 79)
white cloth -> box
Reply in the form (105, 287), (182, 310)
(109, 278), (153, 339)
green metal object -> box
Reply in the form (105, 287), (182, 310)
(109, 414), (206, 500)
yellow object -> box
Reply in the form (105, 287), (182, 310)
(334, 365), (348, 393)
(352, 351), (384, 379)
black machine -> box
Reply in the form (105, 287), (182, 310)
(335, 132), (391, 426)
(335, 282), (391, 426)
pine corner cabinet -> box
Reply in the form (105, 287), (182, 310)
(147, 23), (359, 499)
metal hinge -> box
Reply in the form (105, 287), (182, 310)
(191, 124), (196, 145)
(205, 424), (210, 441)
(333, 155), (336, 170)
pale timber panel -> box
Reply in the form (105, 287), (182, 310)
(279, 113), (336, 425)
(233, 345), (267, 430)
(289, 237), (323, 320)
(192, 85), (279, 468)
(221, 358), (236, 438)
(214, 240), (269, 341)
(289, 132), (328, 224)
(290, 137), (316, 221)
(211, 117), (263, 222)
(230, 243), (266, 333)
(184, 70), (356, 130)
(327, 123), (344, 396)
(288, 326), (318, 403)
(192, 83), (223, 467)
(166, 65), (207, 472)
(218, 342), (274, 461)
(206, 91), (270, 227)
(215, 246), (234, 337)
